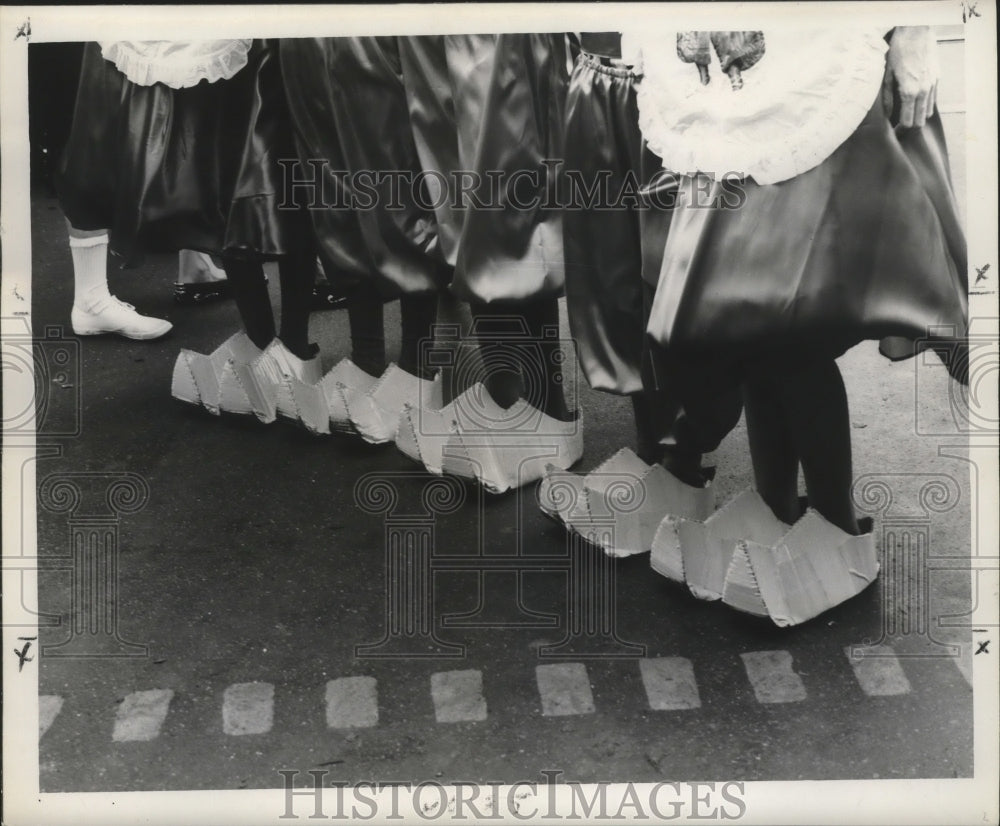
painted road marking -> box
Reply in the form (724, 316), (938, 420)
(326, 676), (379, 729)
(639, 657), (701, 710)
(536, 663), (595, 716)
(845, 646), (912, 696)
(431, 669), (488, 723)
(223, 682), (275, 735)
(39, 695), (64, 738)
(111, 689), (174, 742)
(740, 651), (807, 704)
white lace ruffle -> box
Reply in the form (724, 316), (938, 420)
(624, 29), (889, 185)
(98, 40), (253, 89)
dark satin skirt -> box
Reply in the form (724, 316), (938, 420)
(56, 40), (298, 264)
(563, 52), (651, 394)
(400, 34), (571, 305)
(646, 98), (968, 365)
(279, 37), (446, 297)
(456, 33), (571, 304)
(398, 34), (497, 269)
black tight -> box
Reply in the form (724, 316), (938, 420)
(744, 358), (860, 535)
(347, 285), (441, 380)
(222, 230), (317, 361)
(470, 297), (571, 420)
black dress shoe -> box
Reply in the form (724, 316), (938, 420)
(173, 280), (232, 305)
(311, 282), (351, 312)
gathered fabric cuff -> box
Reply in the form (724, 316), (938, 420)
(98, 40), (252, 89)
(624, 29), (889, 185)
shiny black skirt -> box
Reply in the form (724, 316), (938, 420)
(278, 37), (446, 297)
(646, 99), (968, 367)
(56, 40), (299, 265)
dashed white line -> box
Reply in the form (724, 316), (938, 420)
(223, 682), (275, 735)
(845, 646), (912, 696)
(639, 657), (701, 710)
(431, 669), (488, 723)
(536, 663), (595, 716)
(39, 695), (64, 738)
(112, 689), (174, 742)
(326, 676), (379, 729)
(740, 651), (807, 704)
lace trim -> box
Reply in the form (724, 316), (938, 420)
(627, 29), (889, 185)
(98, 40), (252, 89)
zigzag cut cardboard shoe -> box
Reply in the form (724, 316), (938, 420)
(538, 448), (715, 557)
(171, 332), (263, 415)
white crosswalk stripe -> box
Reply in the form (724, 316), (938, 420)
(39, 695), (64, 739)
(41, 644), (947, 742)
(536, 663), (595, 716)
(639, 657), (701, 710)
(845, 646), (912, 696)
(111, 689), (174, 742)
(223, 682), (275, 735)
(431, 669), (488, 723)
(325, 676), (379, 729)
(740, 651), (807, 704)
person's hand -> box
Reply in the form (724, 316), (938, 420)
(882, 26), (940, 128)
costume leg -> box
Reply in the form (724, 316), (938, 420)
(348, 282), (387, 378)
(223, 258), (274, 351)
(743, 371), (801, 525)
(399, 292), (439, 380)
(771, 358), (860, 535)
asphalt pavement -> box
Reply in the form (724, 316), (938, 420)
(24, 180), (979, 793)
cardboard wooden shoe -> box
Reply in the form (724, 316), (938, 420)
(722, 510), (879, 626)
(651, 489), (790, 600)
(538, 448), (648, 523)
(395, 383), (494, 475)
(171, 332), (262, 415)
(319, 359), (379, 434)
(350, 365), (443, 445)
(218, 339), (320, 424)
(572, 463), (715, 558)
(440, 398), (584, 495)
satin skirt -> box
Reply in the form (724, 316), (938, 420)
(646, 98), (968, 364)
(279, 37), (446, 297)
(563, 52), (674, 394)
(398, 35), (497, 268)
(400, 34), (571, 304)
(56, 40), (299, 264)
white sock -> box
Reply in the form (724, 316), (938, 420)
(70, 233), (112, 313)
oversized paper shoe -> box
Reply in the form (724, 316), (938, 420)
(651, 489), (790, 600)
(397, 383), (583, 494)
(722, 510), (878, 627)
(538, 448), (715, 558)
(171, 332), (263, 415)
(349, 365), (443, 444)
(217, 339), (322, 424)
(651, 488), (878, 625)
(317, 359), (380, 434)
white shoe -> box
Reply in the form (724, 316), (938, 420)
(651, 489), (789, 599)
(350, 365), (443, 444)
(319, 359), (380, 433)
(539, 448), (715, 558)
(575, 464), (715, 559)
(218, 339), (321, 423)
(723, 511), (879, 626)
(538, 447), (650, 523)
(72, 298), (172, 340)
(171, 331), (261, 414)
(439, 393), (583, 494)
